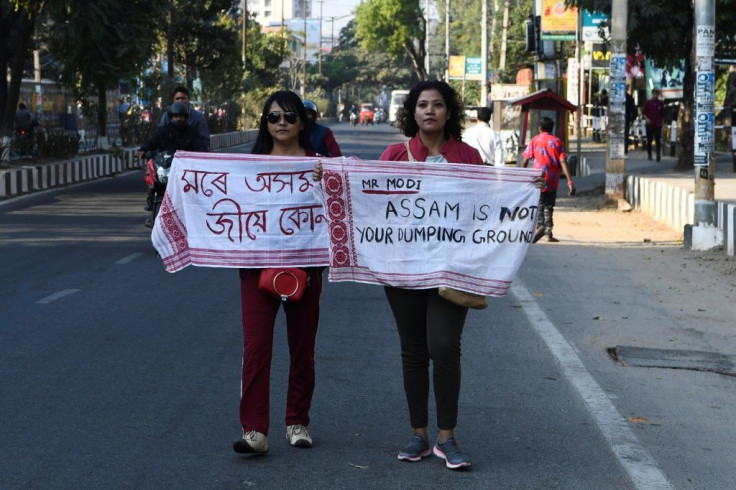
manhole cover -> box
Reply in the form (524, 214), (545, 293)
(608, 345), (736, 376)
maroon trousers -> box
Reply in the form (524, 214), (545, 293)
(238, 269), (322, 435)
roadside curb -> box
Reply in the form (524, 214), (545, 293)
(0, 129), (258, 201)
(1, 149), (139, 199)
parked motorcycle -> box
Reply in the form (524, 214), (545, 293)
(143, 150), (174, 228)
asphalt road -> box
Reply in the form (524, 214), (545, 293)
(1, 122), (734, 489)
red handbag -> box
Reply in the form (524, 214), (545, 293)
(258, 268), (308, 302)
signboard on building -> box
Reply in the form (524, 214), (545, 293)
(582, 10), (608, 42)
(540, 0), (577, 41)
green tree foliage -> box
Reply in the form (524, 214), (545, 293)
(166, 0), (241, 94)
(435, 0), (534, 84)
(354, 0), (428, 81)
(0, 0), (48, 136)
(46, 0), (165, 139)
(573, 0), (736, 169)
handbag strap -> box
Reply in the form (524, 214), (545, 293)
(404, 141), (417, 162)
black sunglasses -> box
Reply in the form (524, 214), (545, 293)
(266, 111), (299, 124)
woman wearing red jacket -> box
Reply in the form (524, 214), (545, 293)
(380, 80), (482, 470)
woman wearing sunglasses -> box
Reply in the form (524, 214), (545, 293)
(234, 91), (324, 455)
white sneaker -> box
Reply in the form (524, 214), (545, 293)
(233, 430), (269, 454)
(286, 424), (313, 448)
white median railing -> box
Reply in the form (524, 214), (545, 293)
(1, 130), (258, 201)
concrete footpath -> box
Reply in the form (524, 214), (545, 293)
(565, 141), (736, 256)
(2, 134), (735, 256)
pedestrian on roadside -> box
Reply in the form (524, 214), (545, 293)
(159, 86), (211, 151)
(625, 89), (637, 154)
(521, 116), (575, 243)
(462, 106), (505, 166)
(642, 87), (664, 161)
(118, 97), (131, 143)
(303, 99), (342, 157)
(233, 91), (324, 456)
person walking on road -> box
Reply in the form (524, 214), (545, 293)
(463, 106), (505, 166)
(642, 87), (664, 161)
(233, 91), (324, 455)
(303, 99), (342, 157)
(521, 116), (575, 243)
(376, 80), (482, 470)
(159, 86), (211, 151)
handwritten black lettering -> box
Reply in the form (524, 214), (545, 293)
(385, 198), (460, 220)
(356, 226), (395, 244)
(472, 229), (534, 244)
(499, 206), (538, 222)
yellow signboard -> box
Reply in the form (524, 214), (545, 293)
(541, 0), (577, 40)
(449, 56), (466, 79)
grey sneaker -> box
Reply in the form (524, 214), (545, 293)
(233, 430), (269, 454)
(397, 434), (431, 461)
(433, 436), (471, 469)
(286, 424), (313, 448)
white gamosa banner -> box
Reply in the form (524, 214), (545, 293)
(317, 159), (542, 297)
(152, 152), (332, 273)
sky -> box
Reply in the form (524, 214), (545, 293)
(317, 0), (361, 34)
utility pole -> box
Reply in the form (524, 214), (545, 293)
(499, 0), (509, 72)
(246, 0), (248, 68)
(691, 0), (722, 249)
(318, 0), (323, 76)
(425, 0), (430, 78)
(481, 0), (488, 107)
(605, 0), (627, 200)
(302, 0), (307, 98)
(444, 0), (450, 82)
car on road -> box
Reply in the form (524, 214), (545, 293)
(360, 103), (374, 125)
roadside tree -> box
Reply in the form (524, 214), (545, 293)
(0, 1), (48, 138)
(354, 0), (428, 81)
(46, 0), (165, 146)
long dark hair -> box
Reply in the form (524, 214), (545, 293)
(252, 91), (312, 155)
(396, 80), (466, 141)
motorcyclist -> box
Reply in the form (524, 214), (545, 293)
(14, 102), (38, 134)
(303, 99), (342, 157)
(349, 104), (359, 125)
(137, 102), (207, 211)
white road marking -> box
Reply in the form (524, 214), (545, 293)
(36, 289), (81, 305)
(511, 281), (674, 490)
(115, 253), (142, 264)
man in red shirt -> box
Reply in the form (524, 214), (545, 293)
(521, 116), (574, 243)
(642, 87), (664, 161)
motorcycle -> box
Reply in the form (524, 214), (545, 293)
(143, 150), (174, 228)
(350, 112), (358, 127)
(10, 128), (37, 159)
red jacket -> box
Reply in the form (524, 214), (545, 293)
(379, 134), (483, 165)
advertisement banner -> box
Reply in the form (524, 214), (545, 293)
(541, 0), (578, 40)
